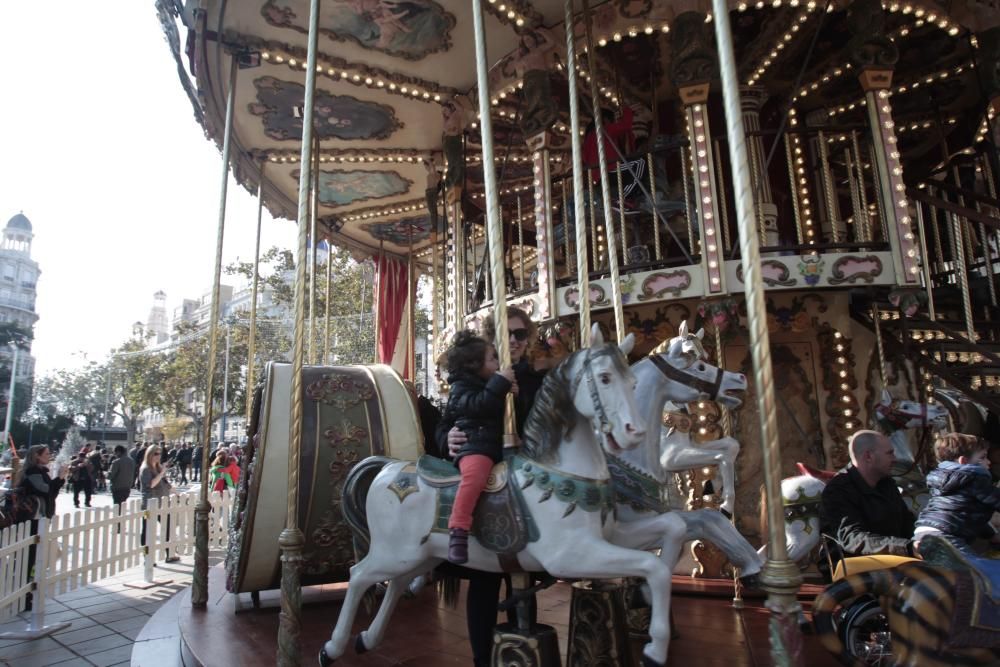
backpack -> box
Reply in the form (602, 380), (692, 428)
(0, 488), (40, 529)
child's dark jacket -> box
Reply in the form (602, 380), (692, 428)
(916, 461), (1000, 543)
(439, 370), (511, 464)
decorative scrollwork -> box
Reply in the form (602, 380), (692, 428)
(846, 0), (899, 69)
(670, 12), (716, 87)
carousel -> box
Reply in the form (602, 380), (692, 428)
(153, 0), (1000, 665)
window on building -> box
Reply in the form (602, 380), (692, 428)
(1, 266), (12, 282)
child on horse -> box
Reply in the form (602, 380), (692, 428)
(914, 432), (1000, 556)
(441, 331), (517, 564)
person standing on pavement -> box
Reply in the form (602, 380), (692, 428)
(70, 451), (94, 508)
(131, 442), (146, 489)
(176, 443), (192, 484)
(15, 445), (69, 610)
(108, 445), (136, 507)
(191, 443), (203, 482)
(139, 445), (179, 563)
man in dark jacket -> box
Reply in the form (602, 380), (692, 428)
(914, 433), (1000, 555)
(108, 445), (136, 506)
(176, 443), (193, 484)
(191, 443), (203, 482)
(820, 430), (916, 560)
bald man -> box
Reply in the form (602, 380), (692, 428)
(819, 430), (916, 559)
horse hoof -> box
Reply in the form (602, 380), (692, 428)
(640, 653), (665, 667)
(318, 648), (335, 666)
(354, 633), (368, 655)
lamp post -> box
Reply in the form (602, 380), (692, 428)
(3, 343), (20, 448)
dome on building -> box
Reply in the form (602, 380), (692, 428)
(6, 213), (32, 232)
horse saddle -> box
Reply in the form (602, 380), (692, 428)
(919, 535), (1000, 648)
(391, 455), (538, 557)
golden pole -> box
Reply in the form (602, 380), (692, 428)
(713, 140), (731, 253)
(582, 0), (625, 341)
(844, 148), (862, 242)
(784, 135), (803, 244)
(617, 164), (628, 260)
(681, 146), (697, 255)
(246, 162), (265, 425)
(850, 131), (872, 242)
(871, 303), (888, 391)
(374, 239), (383, 363)
(277, 0), (320, 662)
(817, 131), (840, 243)
(192, 53), (237, 609)
(309, 135), (319, 365)
(648, 153), (662, 260)
(913, 203), (937, 321)
(324, 239), (332, 364)
(710, 0), (804, 662)
(471, 0), (515, 440)
(565, 0), (591, 341)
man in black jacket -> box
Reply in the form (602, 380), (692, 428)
(820, 430), (916, 560)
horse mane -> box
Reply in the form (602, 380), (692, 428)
(521, 344), (630, 463)
(521, 354), (574, 463)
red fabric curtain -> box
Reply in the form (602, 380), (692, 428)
(375, 255), (410, 375)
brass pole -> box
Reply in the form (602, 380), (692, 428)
(850, 131), (872, 242)
(517, 196), (525, 290)
(680, 145), (696, 254)
(407, 224), (415, 380)
(566, 0), (591, 341)
(471, 0), (515, 440)
(845, 148), (862, 243)
(582, 0), (625, 341)
(246, 162), (265, 425)
(648, 152), (662, 260)
(617, 163), (628, 260)
(713, 140), (731, 253)
(871, 303), (888, 391)
(817, 131), (840, 243)
(324, 239), (332, 364)
(869, 144), (890, 242)
(562, 179), (572, 278)
(192, 53), (238, 609)
(913, 203), (937, 321)
(374, 239), (383, 363)
(784, 135), (804, 244)
(929, 186), (944, 273)
(710, 0), (804, 662)
(309, 135), (319, 365)
(278, 0), (320, 662)
(976, 200), (998, 307)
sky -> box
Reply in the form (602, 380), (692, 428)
(0, 3), (298, 376)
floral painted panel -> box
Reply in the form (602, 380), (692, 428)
(262, 0), (455, 61)
(360, 216), (432, 245)
(249, 76), (402, 141)
(294, 169), (413, 206)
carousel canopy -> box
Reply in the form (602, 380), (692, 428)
(159, 0), (999, 263)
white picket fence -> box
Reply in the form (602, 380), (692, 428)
(0, 489), (233, 624)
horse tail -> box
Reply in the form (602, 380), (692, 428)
(342, 456), (395, 560)
(812, 568), (896, 663)
(437, 572), (462, 609)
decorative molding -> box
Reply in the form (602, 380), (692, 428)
(670, 12), (716, 88)
(828, 254), (884, 285)
(565, 284), (610, 310)
(736, 260), (796, 287)
(636, 270), (692, 301)
(846, 0), (899, 70)
(797, 255), (825, 287)
(291, 168), (413, 207)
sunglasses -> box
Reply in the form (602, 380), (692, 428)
(509, 328), (529, 342)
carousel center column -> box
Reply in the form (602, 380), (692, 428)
(516, 28), (561, 321)
(848, 0), (920, 286)
(671, 12), (727, 296)
(740, 85), (779, 249)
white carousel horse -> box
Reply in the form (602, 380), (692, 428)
(659, 404), (741, 517)
(765, 390), (948, 565)
(608, 323), (764, 582)
(321, 326), (683, 667)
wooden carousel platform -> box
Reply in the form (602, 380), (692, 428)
(170, 565), (840, 666)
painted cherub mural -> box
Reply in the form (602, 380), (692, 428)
(262, 0), (456, 60)
(361, 216), (432, 245)
(294, 169), (413, 206)
(249, 77), (402, 141)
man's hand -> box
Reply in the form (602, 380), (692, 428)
(447, 426), (467, 459)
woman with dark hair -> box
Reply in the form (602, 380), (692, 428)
(15, 444), (68, 610)
(436, 305), (558, 666)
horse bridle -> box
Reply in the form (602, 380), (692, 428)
(570, 347), (616, 435)
(647, 352), (725, 400)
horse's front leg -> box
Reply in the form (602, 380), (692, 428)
(542, 539), (674, 666)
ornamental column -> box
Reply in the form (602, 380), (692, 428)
(516, 29), (560, 320)
(442, 96), (472, 327)
(671, 12), (727, 294)
(740, 86), (779, 247)
(848, 0), (920, 285)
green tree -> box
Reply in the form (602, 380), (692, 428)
(105, 332), (171, 444)
(32, 362), (106, 428)
(0, 322), (36, 423)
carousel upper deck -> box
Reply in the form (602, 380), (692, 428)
(159, 0), (1000, 407)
